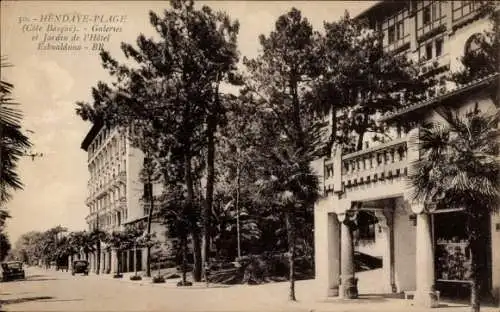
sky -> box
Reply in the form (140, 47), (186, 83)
(0, 0), (376, 244)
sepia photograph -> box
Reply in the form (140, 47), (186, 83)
(0, 1), (499, 311)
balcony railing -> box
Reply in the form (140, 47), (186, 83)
(322, 137), (412, 194)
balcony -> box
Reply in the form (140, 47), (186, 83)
(420, 54), (450, 78)
(118, 171), (126, 183)
(118, 196), (127, 209)
(85, 196), (93, 206)
(322, 137), (413, 195)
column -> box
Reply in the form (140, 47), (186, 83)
(375, 210), (396, 293)
(100, 251), (106, 274)
(142, 248), (148, 274)
(414, 212), (439, 308)
(94, 251), (98, 273)
(315, 211), (341, 298)
(111, 248), (118, 274)
(89, 252), (94, 273)
(107, 250), (112, 274)
(338, 212), (358, 299)
(68, 255), (73, 271)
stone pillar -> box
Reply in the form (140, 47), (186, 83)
(315, 210), (341, 298)
(375, 210), (396, 293)
(111, 248), (118, 274)
(338, 212), (358, 299)
(327, 213), (340, 296)
(91, 252), (96, 273)
(414, 208), (439, 308)
(68, 255), (73, 271)
(88, 252), (92, 273)
(100, 251), (106, 274)
(142, 248), (148, 274)
(108, 250), (112, 274)
(94, 251), (98, 272)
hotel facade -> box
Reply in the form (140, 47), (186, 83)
(80, 122), (165, 274)
(313, 0), (500, 308)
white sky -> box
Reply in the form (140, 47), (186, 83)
(0, 1), (375, 244)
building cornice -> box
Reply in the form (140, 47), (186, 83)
(81, 120), (103, 151)
(379, 72), (499, 122)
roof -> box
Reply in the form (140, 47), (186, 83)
(80, 120), (103, 151)
(355, 1), (384, 20)
(355, 1), (406, 21)
(379, 72), (499, 122)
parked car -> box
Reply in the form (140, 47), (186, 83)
(1, 261), (26, 282)
(72, 260), (89, 276)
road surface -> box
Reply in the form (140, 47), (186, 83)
(1, 267), (498, 312)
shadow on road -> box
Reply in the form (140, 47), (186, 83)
(23, 278), (59, 282)
(38, 298), (83, 303)
(0, 296), (54, 305)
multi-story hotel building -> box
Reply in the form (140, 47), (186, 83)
(81, 121), (164, 274)
(313, 0), (499, 308)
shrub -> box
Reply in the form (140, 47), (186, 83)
(130, 275), (142, 281)
(113, 273), (123, 279)
(152, 275), (165, 283)
(177, 280), (192, 287)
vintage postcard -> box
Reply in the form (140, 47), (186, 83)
(1, 1), (499, 311)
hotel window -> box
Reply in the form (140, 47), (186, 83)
(396, 21), (404, 41)
(435, 38), (443, 57)
(382, 8), (410, 51)
(423, 5), (431, 25)
(452, 1), (484, 21)
(417, 1), (446, 38)
(425, 42), (433, 60)
(418, 36), (445, 62)
(388, 25), (396, 44)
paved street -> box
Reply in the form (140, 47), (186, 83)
(1, 267), (499, 312)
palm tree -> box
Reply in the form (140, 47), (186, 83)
(409, 107), (499, 312)
(0, 56), (32, 203)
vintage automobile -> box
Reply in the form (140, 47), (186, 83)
(1, 261), (26, 282)
(72, 260), (89, 276)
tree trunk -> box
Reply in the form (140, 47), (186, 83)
(184, 153), (202, 282)
(235, 161), (241, 259)
(327, 107), (337, 156)
(203, 111), (216, 274)
(286, 210), (296, 301)
(290, 75), (304, 147)
(96, 217), (101, 275)
(145, 175), (154, 277)
(191, 231), (202, 282)
(96, 241), (101, 275)
(181, 235), (187, 284)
